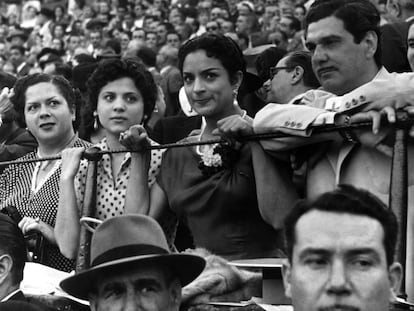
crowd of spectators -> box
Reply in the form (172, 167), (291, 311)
(2, 0), (414, 309)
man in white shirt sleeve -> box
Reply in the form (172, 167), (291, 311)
(254, 0), (414, 300)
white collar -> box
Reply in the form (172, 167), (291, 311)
(1, 289), (22, 302)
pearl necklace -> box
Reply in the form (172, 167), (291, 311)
(196, 110), (247, 156)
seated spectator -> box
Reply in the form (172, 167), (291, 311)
(56, 59), (165, 258)
(156, 45), (182, 116)
(0, 71), (37, 172)
(0, 74), (91, 272)
(283, 185), (403, 311)
(135, 34), (298, 260)
(60, 215), (205, 311)
(265, 50), (320, 104)
(9, 46), (31, 78)
(0, 213), (27, 301)
(252, 46), (287, 104)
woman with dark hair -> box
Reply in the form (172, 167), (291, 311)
(53, 5), (71, 26)
(55, 58), (165, 259)
(0, 74), (91, 272)
(143, 34), (296, 259)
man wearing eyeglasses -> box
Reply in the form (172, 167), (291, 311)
(267, 50), (320, 105)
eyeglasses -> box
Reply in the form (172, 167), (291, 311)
(269, 66), (294, 79)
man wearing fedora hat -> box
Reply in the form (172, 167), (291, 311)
(6, 29), (28, 47)
(60, 215), (205, 311)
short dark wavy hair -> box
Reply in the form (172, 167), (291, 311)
(284, 50), (320, 88)
(178, 33), (246, 84)
(10, 73), (77, 128)
(0, 214), (27, 285)
(284, 184), (398, 266)
(86, 58), (157, 119)
(304, 0), (382, 67)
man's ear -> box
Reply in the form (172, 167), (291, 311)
(169, 279), (182, 311)
(88, 294), (98, 311)
(388, 262), (403, 301)
(282, 260), (293, 298)
(291, 66), (304, 85)
(362, 30), (378, 60)
(0, 254), (13, 285)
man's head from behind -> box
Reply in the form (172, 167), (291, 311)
(282, 184), (402, 311)
(268, 50), (320, 103)
(304, 0), (381, 95)
(0, 213), (27, 300)
(60, 215), (205, 311)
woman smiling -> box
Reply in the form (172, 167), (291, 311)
(146, 34), (297, 259)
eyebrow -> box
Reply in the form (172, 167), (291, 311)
(183, 68), (221, 74)
(27, 96), (58, 105)
(306, 34), (342, 46)
(298, 247), (382, 260)
(298, 248), (331, 260)
(133, 278), (163, 289)
(101, 281), (125, 293)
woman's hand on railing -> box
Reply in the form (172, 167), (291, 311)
(119, 125), (151, 152)
(60, 147), (85, 181)
(213, 114), (254, 138)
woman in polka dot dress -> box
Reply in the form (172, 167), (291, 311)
(0, 74), (91, 272)
(55, 59), (165, 259)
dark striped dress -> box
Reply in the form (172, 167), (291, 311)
(0, 137), (91, 272)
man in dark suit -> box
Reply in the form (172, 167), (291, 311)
(9, 46), (31, 77)
(0, 71), (37, 173)
(0, 213), (27, 302)
(381, 0), (414, 73)
(157, 45), (183, 117)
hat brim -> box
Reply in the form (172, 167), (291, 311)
(60, 253), (205, 300)
(7, 34), (28, 42)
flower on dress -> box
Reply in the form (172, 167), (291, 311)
(198, 142), (240, 176)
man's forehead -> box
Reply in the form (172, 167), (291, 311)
(99, 265), (169, 285)
(294, 210), (385, 254)
(306, 16), (348, 43)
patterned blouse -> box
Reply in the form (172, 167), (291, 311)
(74, 137), (164, 221)
(0, 137), (91, 272)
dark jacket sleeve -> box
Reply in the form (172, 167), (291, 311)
(0, 129), (37, 162)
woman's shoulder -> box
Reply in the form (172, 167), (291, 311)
(74, 138), (93, 148)
(0, 151), (37, 180)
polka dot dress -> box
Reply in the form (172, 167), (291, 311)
(0, 138), (91, 272)
(75, 138), (164, 221)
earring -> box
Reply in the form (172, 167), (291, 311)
(233, 88), (239, 106)
(141, 115), (148, 125)
(93, 113), (99, 130)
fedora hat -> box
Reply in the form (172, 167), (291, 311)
(60, 215), (206, 300)
(6, 29), (28, 42)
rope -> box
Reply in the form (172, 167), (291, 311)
(0, 117), (413, 167)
